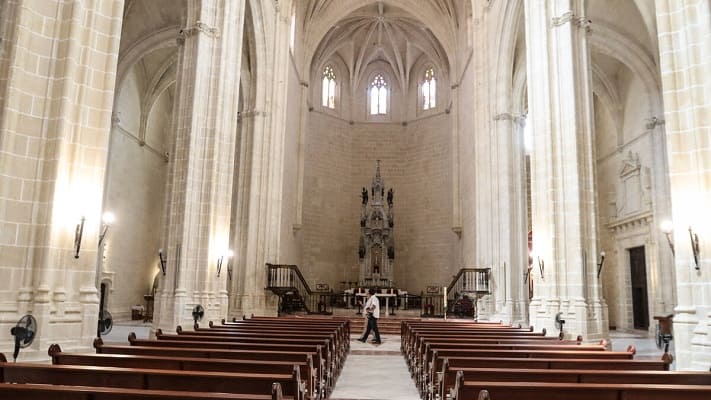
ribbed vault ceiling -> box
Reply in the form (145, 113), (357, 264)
(310, 2), (452, 91)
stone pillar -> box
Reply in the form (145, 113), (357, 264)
(0, 0), (123, 359)
(524, 0), (607, 340)
(154, 0), (245, 332)
(654, 0), (711, 371)
(233, 1), (291, 317)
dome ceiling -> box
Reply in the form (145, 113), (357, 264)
(311, 3), (451, 92)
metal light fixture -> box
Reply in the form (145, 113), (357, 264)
(98, 212), (115, 247)
(537, 257), (544, 280)
(689, 227), (700, 270)
(216, 250), (234, 278)
(660, 220), (675, 256)
(158, 248), (167, 276)
(597, 251), (606, 279)
(74, 216), (85, 258)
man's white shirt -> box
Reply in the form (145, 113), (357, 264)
(365, 295), (380, 319)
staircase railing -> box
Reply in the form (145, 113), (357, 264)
(265, 263), (333, 315)
(420, 267), (492, 318)
(447, 267), (491, 319)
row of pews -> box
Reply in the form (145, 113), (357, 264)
(0, 316), (349, 400)
(402, 320), (711, 400)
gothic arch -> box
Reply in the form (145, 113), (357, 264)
(589, 23), (662, 115)
(303, 0), (457, 73)
(115, 26), (180, 103)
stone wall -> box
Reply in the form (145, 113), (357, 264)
(302, 112), (453, 293)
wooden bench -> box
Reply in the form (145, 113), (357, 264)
(404, 332), (583, 360)
(420, 347), (638, 396)
(164, 329), (342, 371)
(95, 339), (330, 396)
(0, 354), (300, 400)
(430, 356), (672, 400)
(130, 333), (336, 390)
(407, 337), (603, 372)
(0, 382), (285, 400)
(452, 378), (711, 400)
(218, 318), (350, 345)
(171, 327), (345, 369)
(49, 344), (320, 400)
(441, 366), (711, 400)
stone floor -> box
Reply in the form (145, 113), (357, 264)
(330, 334), (419, 400)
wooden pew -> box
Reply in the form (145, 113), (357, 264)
(0, 354), (301, 400)
(431, 356), (671, 400)
(404, 331), (581, 361)
(421, 347), (638, 397)
(129, 333), (335, 391)
(219, 318), (350, 343)
(410, 340), (606, 380)
(441, 366), (711, 400)
(0, 382), (286, 400)
(95, 339), (330, 397)
(164, 329), (341, 371)
(49, 344), (320, 400)
(452, 376), (711, 400)
(171, 327), (345, 371)
(406, 336), (599, 372)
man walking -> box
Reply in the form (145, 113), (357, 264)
(358, 288), (381, 344)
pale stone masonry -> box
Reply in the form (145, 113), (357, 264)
(524, 0), (607, 341)
(0, 0), (124, 359)
(0, 0), (708, 370)
(655, 0), (711, 370)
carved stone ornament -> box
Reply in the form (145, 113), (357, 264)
(358, 161), (395, 287)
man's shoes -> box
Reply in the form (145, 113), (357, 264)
(371, 340), (382, 344)
(356, 338), (366, 343)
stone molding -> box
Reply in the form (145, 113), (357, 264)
(176, 21), (221, 46)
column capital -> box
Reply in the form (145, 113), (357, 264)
(493, 112), (525, 126)
(551, 11), (574, 27)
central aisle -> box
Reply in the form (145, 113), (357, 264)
(330, 334), (420, 400)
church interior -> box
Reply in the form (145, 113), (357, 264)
(0, 0), (710, 397)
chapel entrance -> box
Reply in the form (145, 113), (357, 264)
(628, 246), (649, 330)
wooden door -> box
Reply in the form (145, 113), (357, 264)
(629, 246), (649, 330)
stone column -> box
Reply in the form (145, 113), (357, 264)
(0, 0), (123, 359)
(524, 0), (607, 340)
(654, 0), (711, 371)
(154, 0), (245, 332)
(232, 1), (292, 317)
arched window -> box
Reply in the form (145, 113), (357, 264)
(370, 74), (388, 115)
(322, 65), (336, 109)
(289, 7), (296, 52)
(422, 67), (436, 110)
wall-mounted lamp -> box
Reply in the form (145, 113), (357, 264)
(537, 257), (544, 280)
(660, 220), (675, 256)
(216, 250), (234, 278)
(689, 227), (700, 270)
(158, 248), (167, 276)
(597, 251), (606, 279)
(98, 212), (115, 247)
(74, 216), (86, 259)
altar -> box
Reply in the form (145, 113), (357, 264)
(358, 161), (395, 287)
(346, 288), (408, 316)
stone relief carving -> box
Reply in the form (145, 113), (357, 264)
(359, 161), (395, 287)
(609, 151), (651, 220)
